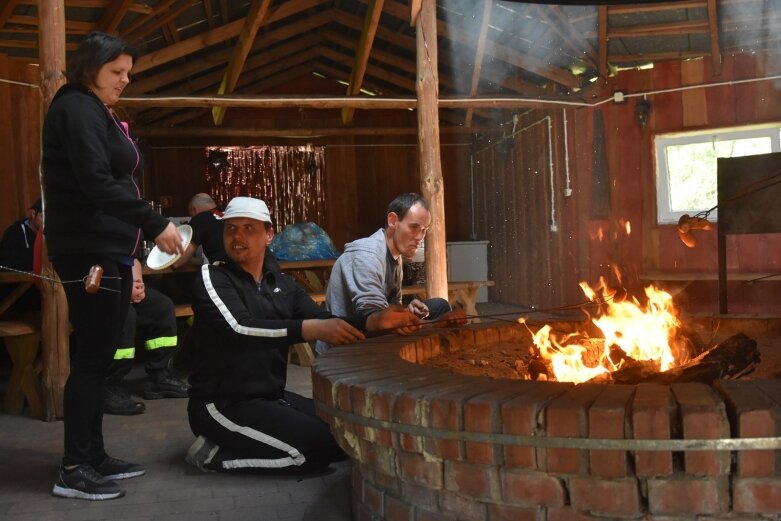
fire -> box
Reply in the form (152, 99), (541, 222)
(523, 277), (683, 384)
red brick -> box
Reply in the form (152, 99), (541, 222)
(415, 508), (456, 521)
(671, 383), (731, 476)
(444, 461), (500, 500)
(715, 379), (780, 477)
(501, 381), (572, 470)
(440, 490), (488, 520)
(464, 387), (525, 464)
(546, 383), (604, 475)
(426, 383), (494, 460)
(359, 439), (398, 479)
(486, 504), (537, 521)
(401, 480), (440, 512)
(500, 469), (566, 507)
(632, 383), (674, 477)
(399, 450), (443, 488)
(733, 477), (781, 513)
(588, 384), (634, 478)
(386, 494), (413, 521)
(354, 501), (376, 521)
(647, 475), (729, 514)
(393, 379), (467, 453)
(547, 506), (606, 521)
(360, 479), (383, 516)
(569, 476), (641, 518)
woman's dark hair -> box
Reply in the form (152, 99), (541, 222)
(66, 32), (139, 86)
(386, 193), (429, 225)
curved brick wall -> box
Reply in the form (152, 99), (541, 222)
(312, 321), (781, 521)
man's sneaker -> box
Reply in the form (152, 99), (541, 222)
(93, 456), (145, 480)
(52, 464), (124, 501)
(185, 435), (219, 472)
(104, 385), (145, 415)
(143, 369), (190, 400)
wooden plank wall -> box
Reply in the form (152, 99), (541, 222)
(0, 54), (42, 231)
(469, 51), (781, 314)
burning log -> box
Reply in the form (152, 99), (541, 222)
(605, 333), (760, 385)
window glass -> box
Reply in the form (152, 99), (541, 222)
(655, 125), (780, 224)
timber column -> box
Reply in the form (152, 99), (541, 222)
(415, 0), (447, 300)
(38, 0), (69, 420)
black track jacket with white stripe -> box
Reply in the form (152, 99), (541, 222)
(187, 253), (363, 401)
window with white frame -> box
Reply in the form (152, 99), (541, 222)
(655, 124), (781, 224)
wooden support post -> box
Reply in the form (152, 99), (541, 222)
(39, 0), (69, 421)
(416, 0), (447, 300)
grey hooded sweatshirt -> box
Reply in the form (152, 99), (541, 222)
(316, 228), (401, 354)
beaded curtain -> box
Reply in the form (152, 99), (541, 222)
(205, 145), (327, 230)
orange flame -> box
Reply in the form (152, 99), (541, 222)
(523, 277), (682, 383)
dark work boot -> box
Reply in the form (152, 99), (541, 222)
(143, 369), (190, 400)
(104, 383), (145, 415)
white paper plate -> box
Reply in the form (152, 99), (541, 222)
(145, 224), (193, 270)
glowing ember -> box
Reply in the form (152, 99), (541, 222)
(522, 277), (684, 384)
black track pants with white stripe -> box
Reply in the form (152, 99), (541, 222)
(187, 391), (346, 474)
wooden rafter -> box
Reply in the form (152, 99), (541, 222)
(0, 0), (19, 29)
(8, 14), (92, 32)
(598, 5), (608, 78)
(375, 0), (580, 90)
(464, 0), (492, 128)
(120, 0), (178, 39)
(132, 0), (328, 74)
(409, 0), (421, 27)
(124, 0), (193, 43)
(707, 0), (722, 75)
(543, 5), (598, 68)
(17, 0), (151, 13)
(341, 0), (384, 125)
(212, 0), (272, 125)
(202, 0), (215, 29)
(96, 0), (133, 34)
(128, 12), (330, 94)
(609, 20), (709, 38)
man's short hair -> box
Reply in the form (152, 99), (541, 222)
(386, 193), (429, 225)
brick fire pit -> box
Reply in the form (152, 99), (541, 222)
(312, 320), (781, 521)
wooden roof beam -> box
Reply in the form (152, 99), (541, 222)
(341, 0), (384, 125)
(132, 0), (328, 74)
(212, 0), (272, 125)
(8, 14), (92, 32)
(542, 5), (598, 68)
(0, 1), (19, 29)
(17, 0), (151, 13)
(608, 20), (709, 38)
(124, 0), (193, 43)
(134, 43), (320, 124)
(128, 13), (330, 94)
(598, 6), (607, 79)
(203, 0), (216, 29)
(707, 0), (722, 75)
(464, 0), (492, 128)
(376, 0), (580, 90)
(96, 0), (133, 34)
(120, 0), (179, 39)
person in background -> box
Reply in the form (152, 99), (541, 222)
(184, 197), (415, 475)
(103, 260), (190, 415)
(316, 192), (465, 354)
(172, 193), (225, 269)
(0, 197), (43, 271)
(42, 31), (182, 501)
(0, 197), (44, 312)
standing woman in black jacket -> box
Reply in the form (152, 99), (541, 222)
(41, 32), (182, 501)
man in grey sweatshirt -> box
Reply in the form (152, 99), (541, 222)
(316, 193), (461, 354)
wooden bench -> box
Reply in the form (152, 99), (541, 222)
(173, 304), (315, 367)
(309, 280), (495, 319)
(0, 320), (44, 418)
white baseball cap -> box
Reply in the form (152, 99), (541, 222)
(220, 197), (271, 223)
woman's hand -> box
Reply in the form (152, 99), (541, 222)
(130, 279), (145, 303)
(407, 298), (429, 319)
(154, 222), (183, 255)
